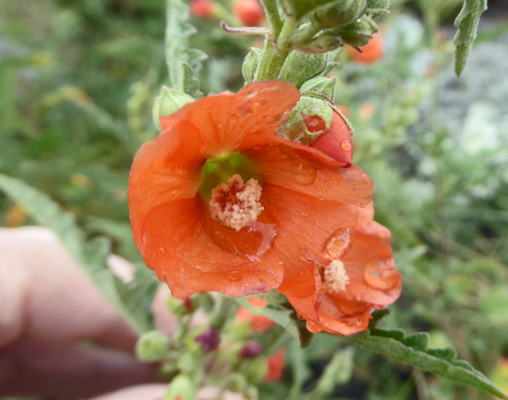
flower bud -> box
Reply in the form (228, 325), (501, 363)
(163, 374), (196, 400)
(335, 15), (378, 49)
(300, 76), (336, 99)
(310, 0), (367, 30)
(239, 340), (263, 358)
(280, 52), (327, 87)
(279, 95), (333, 143)
(135, 330), (170, 362)
(242, 47), (262, 84)
(308, 107), (353, 166)
(242, 357), (268, 384)
(195, 326), (221, 352)
(152, 86), (194, 130)
(296, 32), (343, 53)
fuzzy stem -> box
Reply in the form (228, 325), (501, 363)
(259, 0), (283, 37)
(253, 37), (290, 81)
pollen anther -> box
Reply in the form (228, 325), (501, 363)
(210, 174), (263, 231)
(322, 260), (349, 293)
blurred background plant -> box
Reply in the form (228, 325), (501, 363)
(1, 0), (508, 399)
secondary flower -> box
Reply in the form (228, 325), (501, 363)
(277, 203), (401, 335)
(128, 81), (373, 299)
(347, 33), (384, 64)
(236, 297), (275, 332)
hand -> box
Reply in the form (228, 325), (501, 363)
(0, 226), (156, 398)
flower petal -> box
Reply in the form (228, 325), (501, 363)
(249, 144), (373, 206)
(139, 198), (284, 298)
(262, 185), (359, 281)
(339, 221), (402, 305)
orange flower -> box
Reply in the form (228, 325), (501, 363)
(128, 81), (373, 299)
(277, 203), (401, 335)
(236, 297), (275, 332)
(347, 33), (384, 64)
(265, 349), (286, 382)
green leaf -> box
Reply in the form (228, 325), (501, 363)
(345, 328), (508, 399)
(314, 347), (354, 395)
(453, 0), (488, 77)
(164, 0), (206, 97)
(0, 173), (150, 334)
(234, 298), (313, 348)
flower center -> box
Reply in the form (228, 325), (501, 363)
(209, 174), (263, 231)
(322, 260), (350, 293)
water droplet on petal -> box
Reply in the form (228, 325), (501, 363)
(324, 229), (353, 260)
(290, 161), (316, 185)
(341, 140), (352, 152)
(300, 211), (309, 217)
(364, 260), (398, 290)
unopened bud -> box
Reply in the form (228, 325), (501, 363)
(152, 86), (194, 130)
(163, 374), (196, 400)
(195, 326), (221, 352)
(310, 0), (367, 30)
(242, 357), (268, 384)
(280, 52), (327, 87)
(242, 47), (262, 84)
(239, 340), (263, 358)
(135, 331), (170, 362)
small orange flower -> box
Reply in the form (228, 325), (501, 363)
(236, 297), (275, 332)
(265, 349), (286, 382)
(347, 33), (384, 64)
(128, 81), (373, 299)
(277, 203), (401, 335)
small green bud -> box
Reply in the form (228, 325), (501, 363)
(244, 385), (259, 400)
(163, 374), (196, 400)
(310, 0), (367, 30)
(177, 351), (197, 373)
(280, 51), (327, 87)
(296, 32), (343, 53)
(335, 15), (378, 49)
(242, 47), (262, 84)
(152, 86), (194, 130)
(225, 373), (249, 392)
(242, 357), (268, 384)
(280, 95), (333, 143)
(135, 331), (170, 362)
(300, 76), (336, 99)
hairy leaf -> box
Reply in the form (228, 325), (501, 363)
(165, 0), (206, 97)
(453, 0), (488, 77)
(345, 328), (507, 399)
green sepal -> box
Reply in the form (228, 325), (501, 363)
(279, 51), (327, 87)
(300, 76), (336, 99)
(242, 47), (262, 84)
(310, 0), (367, 30)
(152, 86), (194, 130)
(243, 358), (269, 384)
(295, 32), (343, 54)
(135, 331), (170, 362)
(163, 374), (196, 400)
(366, 0), (390, 19)
(334, 14), (378, 49)
(279, 95), (332, 143)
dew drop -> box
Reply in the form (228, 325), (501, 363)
(159, 247), (165, 254)
(290, 161), (316, 185)
(364, 260), (397, 290)
(300, 211), (309, 217)
(324, 228), (353, 260)
(341, 140), (352, 152)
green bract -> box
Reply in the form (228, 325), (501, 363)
(280, 52), (327, 87)
(152, 86), (194, 130)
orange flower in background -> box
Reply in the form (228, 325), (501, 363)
(347, 33), (384, 64)
(236, 297), (275, 332)
(278, 203), (401, 335)
(128, 81), (373, 299)
(265, 349), (286, 382)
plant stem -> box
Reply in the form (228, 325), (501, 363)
(254, 37), (290, 81)
(259, 0), (283, 37)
